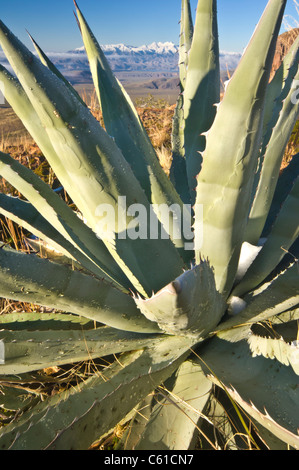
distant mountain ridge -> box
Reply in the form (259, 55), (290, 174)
(69, 41), (242, 72)
(1, 28), (298, 87)
(72, 41), (179, 56)
(0, 41), (241, 85)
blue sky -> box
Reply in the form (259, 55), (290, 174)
(0, 0), (298, 53)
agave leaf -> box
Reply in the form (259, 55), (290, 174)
(247, 39), (299, 239)
(194, 0), (287, 296)
(0, 193), (123, 279)
(248, 334), (299, 375)
(198, 335), (299, 449)
(135, 261), (225, 338)
(178, 0), (194, 90)
(73, 2), (192, 260)
(206, 388), (261, 450)
(252, 422), (291, 450)
(0, 63), (73, 178)
(0, 326), (163, 375)
(278, 236), (299, 273)
(220, 263), (299, 332)
(234, 175), (299, 297)
(134, 360), (212, 450)
(273, 307), (299, 324)
(0, 62), (117, 258)
(0, 245), (160, 334)
(0, 193), (75, 259)
(0, 336), (193, 450)
(183, 0), (220, 203)
(261, 36), (299, 147)
(27, 31), (86, 107)
(170, 94), (191, 205)
(0, 152), (129, 290)
(0, 384), (35, 412)
(0, 19), (185, 296)
(262, 153), (299, 237)
(24, 237), (86, 271)
(0, 311), (93, 331)
(116, 395), (154, 450)
(74, 0), (158, 200)
(0, 63), (108, 237)
(0, 65), (132, 288)
(245, 38), (299, 244)
(196, 393), (250, 450)
(169, 0), (194, 206)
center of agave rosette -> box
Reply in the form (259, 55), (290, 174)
(134, 260), (226, 338)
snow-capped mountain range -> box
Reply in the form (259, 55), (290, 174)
(73, 41), (179, 56)
(71, 41), (241, 70)
(0, 41), (242, 84)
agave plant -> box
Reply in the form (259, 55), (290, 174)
(0, 0), (298, 450)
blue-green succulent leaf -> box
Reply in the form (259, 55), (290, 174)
(198, 335), (299, 449)
(0, 336), (193, 450)
(0, 244), (160, 334)
(194, 0), (287, 296)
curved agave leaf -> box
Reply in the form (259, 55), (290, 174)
(183, 0), (220, 204)
(248, 334), (299, 375)
(0, 384), (37, 413)
(234, 175), (299, 297)
(245, 38), (299, 244)
(133, 360), (212, 450)
(262, 153), (299, 237)
(0, 193), (126, 281)
(220, 263), (299, 332)
(170, 0), (193, 205)
(0, 336), (193, 450)
(0, 245), (160, 334)
(0, 326), (163, 375)
(247, 38), (299, 241)
(204, 388), (262, 450)
(27, 31), (86, 107)
(170, 94), (191, 205)
(169, 94), (191, 204)
(273, 308), (299, 324)
(262, 36), (299, 141)
(275, 236), (299, 277)
(0, 63), (87, 203)
(0, 193), (76, 259)
(197, 335), (299, 449)
(194, 0), (287, 296)
(178, 0), (194, 90)
(0, 151), (129, 290)
(0, 63), (113, 248)
(0, 63), (121, 267)
(73, 2), (192, 261)
(0, 19), (185, 297)
(24, 237), (87, 272)
(0, 311), (93, 331)
(135, 261), (225, 338)
(115, 395), (154, 450)
(253, 422), (291, 450)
